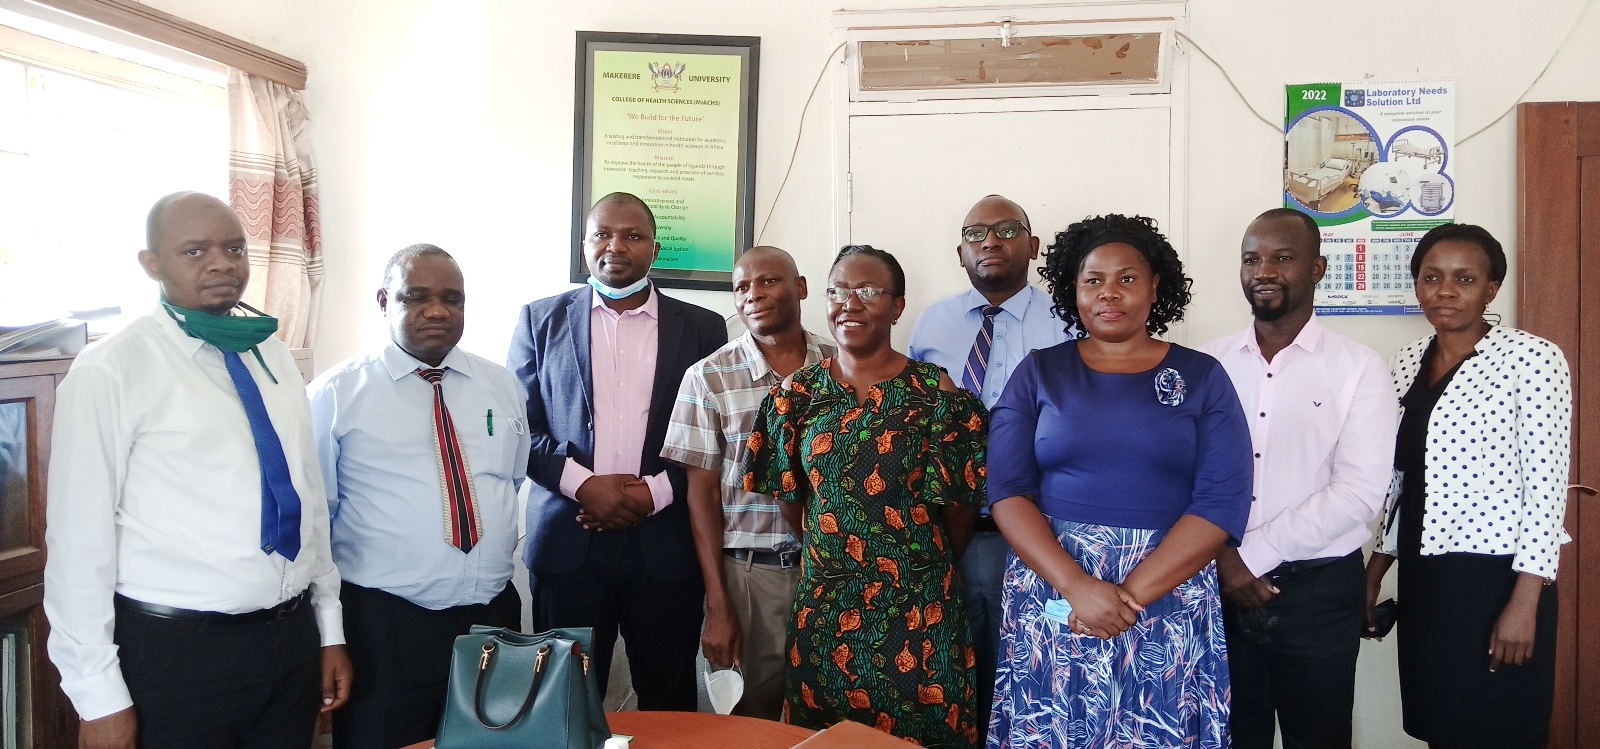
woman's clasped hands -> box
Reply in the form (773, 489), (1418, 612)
(1063, 578), (1145, 640)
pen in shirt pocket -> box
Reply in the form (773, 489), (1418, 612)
(486, 409), (494, 436)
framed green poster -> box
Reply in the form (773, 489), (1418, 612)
(572, 32), (760, 290)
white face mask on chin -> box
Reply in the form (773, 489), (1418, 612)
(703, 662), (745, 715)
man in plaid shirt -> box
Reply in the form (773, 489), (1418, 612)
(661, 246), (834, 719)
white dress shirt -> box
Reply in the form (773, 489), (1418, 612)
(44, 308), (343, 721)
(1202, 316), (1398, 577)
(308, 342), (530, 609)
(1379, 326), (1572, 578)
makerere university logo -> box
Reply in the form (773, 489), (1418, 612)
(649, 62), (685, 92)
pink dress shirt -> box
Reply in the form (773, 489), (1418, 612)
(557, 287), (674, 514)
(1200, 316), (1397, 577)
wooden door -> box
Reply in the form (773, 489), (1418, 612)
(1517, 101), (1600, 749)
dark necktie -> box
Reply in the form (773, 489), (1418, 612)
(961, 305), (1004, 396)
(221, 350), (302, 560)
(416, 368), (482, 553)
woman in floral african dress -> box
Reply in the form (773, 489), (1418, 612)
(745, 246), (986, 749)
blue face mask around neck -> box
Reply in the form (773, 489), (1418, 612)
(587, 274), (650, 300)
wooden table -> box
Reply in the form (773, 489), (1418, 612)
(404, 711), (815, 749)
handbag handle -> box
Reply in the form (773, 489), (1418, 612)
(473, 641), (550, 731)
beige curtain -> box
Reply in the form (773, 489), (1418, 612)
(228, 69), (322, 348)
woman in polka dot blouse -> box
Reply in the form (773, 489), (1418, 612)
(1363, 223), (1572, 749)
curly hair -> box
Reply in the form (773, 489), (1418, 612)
(1409, 223), (1506, 283)
(1040, 214), (1192, 336)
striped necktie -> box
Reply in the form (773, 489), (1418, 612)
(961, 305), (1004, 395)
(221, 350), (302, 560)
(416, 368), (482, 553)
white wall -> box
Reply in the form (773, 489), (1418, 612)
(134, 1), (1600, 747)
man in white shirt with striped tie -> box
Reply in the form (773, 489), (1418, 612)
(308, 244), (530, 749)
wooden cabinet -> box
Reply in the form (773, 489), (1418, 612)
(0, 356), (75, 748)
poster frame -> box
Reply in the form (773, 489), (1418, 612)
(1283, 79), (1454, 315)
(571, 31), (760, 290)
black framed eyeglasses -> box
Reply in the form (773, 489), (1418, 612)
(824, 286), (893, 304)
(962, 220), (1030, 244)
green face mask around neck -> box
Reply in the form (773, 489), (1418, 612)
(161, 298), (282, 382)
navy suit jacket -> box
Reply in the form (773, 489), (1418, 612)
(508, 286), (727, 581)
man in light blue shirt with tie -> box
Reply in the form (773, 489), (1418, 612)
(307, 244), (531, 749)
(908, 194), (1078, 721)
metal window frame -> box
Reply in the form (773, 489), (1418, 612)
(847, 17), (1175, 104)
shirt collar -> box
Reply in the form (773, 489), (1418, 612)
(152, 304), (208, 358)
(380, 339), (473, 382)
(737, 329), (829, 381)
(1292, 315), (1326, 352)
(589, 284), (660, 319)
(963, 285), (1039, 321)
(1473, 324), (1509, 354)
(1234, 314), (1326, 357)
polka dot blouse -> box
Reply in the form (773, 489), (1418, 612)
(1378, 326), (1573, 578)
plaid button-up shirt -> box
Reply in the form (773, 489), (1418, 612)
(661, 330), (834, 551)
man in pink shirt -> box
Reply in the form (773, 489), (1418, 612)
(508, 192), (727, 710)
(1200, 208), (1397, 749)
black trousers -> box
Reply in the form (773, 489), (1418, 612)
(531, 528), (704, 711)
(114, 598), (321, 749)
(1225, 550), (1365, 749)
(332, 581), (521, 749)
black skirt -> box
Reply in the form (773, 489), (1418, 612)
(1395, 536), (1558, 749)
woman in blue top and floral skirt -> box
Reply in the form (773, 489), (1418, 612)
(986, 215), (1254, 749)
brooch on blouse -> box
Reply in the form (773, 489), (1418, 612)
(1154, 367), (1186, 407)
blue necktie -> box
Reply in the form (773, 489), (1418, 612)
(961, 306), (1002, 520)
(961, 305), (1003, 395)
(222, 350), (302, 560)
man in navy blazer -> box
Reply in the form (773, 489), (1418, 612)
(508, 192), (727, 709)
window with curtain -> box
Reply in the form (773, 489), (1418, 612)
(0, 12), (226, 325)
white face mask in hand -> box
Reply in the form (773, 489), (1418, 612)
(703, 662), (745, 715)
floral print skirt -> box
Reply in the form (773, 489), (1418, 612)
(988, 519), (1230, 749)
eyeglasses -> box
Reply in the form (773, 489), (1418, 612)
(961, 221), (1030, 244)
(824, 286), (894, 304)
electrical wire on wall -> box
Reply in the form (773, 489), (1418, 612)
(752, 1), (1594, 255)
(1174, 0), (1596, 145)
(755, 41), (845, 246)
(1456, 0), (1596, 142)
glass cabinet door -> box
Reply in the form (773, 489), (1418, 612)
(0, 401), (28, 556)
(0, 375), (48, 583)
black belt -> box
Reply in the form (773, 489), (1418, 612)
(1267, 550), (1362, 578)
(114, 590), (311, 624)
(724, 548), (800, 569)
(973, 514), (1000, 535)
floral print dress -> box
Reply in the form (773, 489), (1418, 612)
(744, 358), (987, 749)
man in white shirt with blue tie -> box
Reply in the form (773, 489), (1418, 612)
(908, 194), (1077, 722)
(308, 244), (530, 749)
(45, 192), (350, 749)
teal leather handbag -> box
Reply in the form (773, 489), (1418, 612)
(435, 626), (611, 749)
